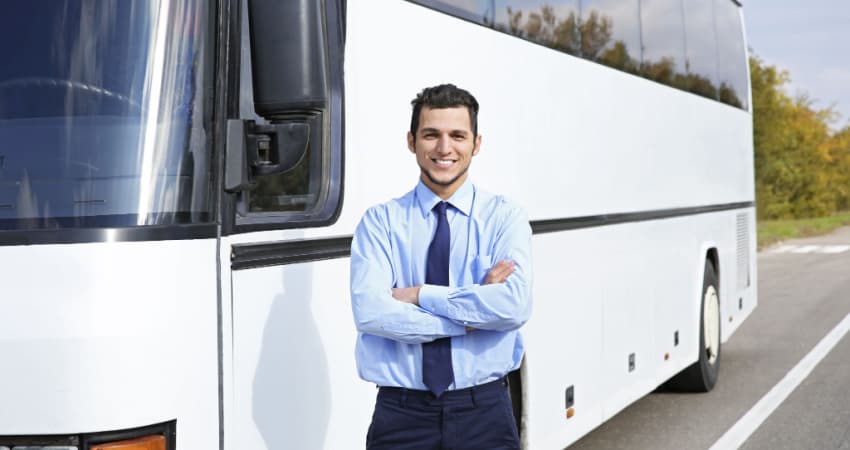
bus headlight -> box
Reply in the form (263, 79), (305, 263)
(91, 435), (165, 450)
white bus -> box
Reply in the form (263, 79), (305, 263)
(0, 0), (754, 449)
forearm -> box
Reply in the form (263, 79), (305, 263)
(349, 209), (467, 343)
(352, 287), (467, 343)
(419, 278), (532, 331)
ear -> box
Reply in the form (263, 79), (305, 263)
(472, 134), (482, 156)
(407, 131), (416, 153)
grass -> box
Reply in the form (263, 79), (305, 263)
(757, 211), (850, 250)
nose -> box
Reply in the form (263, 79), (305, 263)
(435, 134), (451, 154)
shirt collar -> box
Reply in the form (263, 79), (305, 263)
(414, 178), (474, 219)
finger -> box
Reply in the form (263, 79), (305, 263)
(491, 261), (512, 274)
(487, 261), (512, 277)
(485, 270), (511, 284)
(494, 261), (516, 276)
(485, 265), (509, 282)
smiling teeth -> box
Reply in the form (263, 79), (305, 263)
(435, 160), (454, 166)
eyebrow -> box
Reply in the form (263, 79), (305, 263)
(419, 127), (470, 135)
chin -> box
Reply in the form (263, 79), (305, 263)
(426, 173), (458, 187)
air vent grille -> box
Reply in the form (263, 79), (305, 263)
(736, 213), (750, 290)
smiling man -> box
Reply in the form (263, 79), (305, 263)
(350, 84), (533, 449)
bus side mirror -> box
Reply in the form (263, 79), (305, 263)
(225, 0), (330, 193)
(225, 119), (310, 193)
(247, 0), (327, 117)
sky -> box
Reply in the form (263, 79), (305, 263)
(744, 1), (850, 129)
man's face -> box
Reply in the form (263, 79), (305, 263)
(408, 106), (481, 199)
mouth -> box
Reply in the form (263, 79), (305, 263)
(431, 158), (456, 168)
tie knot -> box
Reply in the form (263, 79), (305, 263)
(434, 201), (449, 216)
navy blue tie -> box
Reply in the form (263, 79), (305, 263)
(423, 201), (454, 397)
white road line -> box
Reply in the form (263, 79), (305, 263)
(770, 245), (798, 253)
(821, 245), (850, 254)
(790, 245), (820, 253)
(770, 244), (850, 254)
(710, 312), (850, 450)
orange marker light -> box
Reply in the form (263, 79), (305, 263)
(566, 407), (575, 419)
(91, 434), (166, 450)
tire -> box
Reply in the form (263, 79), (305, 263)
(666, 260), (721, 392)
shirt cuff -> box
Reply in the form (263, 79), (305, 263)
(419, 284), (452, 318)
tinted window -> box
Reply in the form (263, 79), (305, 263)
(682, 0), (719, 100)
(714, 0), (748, 109)
(579, 0), (641, 73)
(410, 0), (751, 110)
(415, 0), (496, 24)
(0, 0), (213, 230)
(494, 0), (581, 55)
(639, 0), (687, 89)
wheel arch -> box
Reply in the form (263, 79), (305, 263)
(697, 242), (721, 322)
(704, 245), (722, 338)
(664, 243), (723, 392)
(690, 242), (721, 357)
(706, 247), (720, 290)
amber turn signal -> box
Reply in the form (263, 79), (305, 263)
(664, 352), (670, 361)
(91, 434), (165, 450)
(566, 407), (575, 419)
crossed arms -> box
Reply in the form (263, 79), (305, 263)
(350, 206), (533, 344)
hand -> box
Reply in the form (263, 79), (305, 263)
(484, 260), (515, 285)
(391, 286), (421, 305)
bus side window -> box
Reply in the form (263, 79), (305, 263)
(639, 0), (688, 90)
(714, 0), (749, 110)
(682, 0), (720, 101)
(493, 0), (581, 56)
(578, 0), (642, 74)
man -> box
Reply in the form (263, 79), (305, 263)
(350, 84), (533, 449)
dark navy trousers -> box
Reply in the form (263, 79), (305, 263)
(366, 378), (520, 450)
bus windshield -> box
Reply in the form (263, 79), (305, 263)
(0, 0), (212, 230)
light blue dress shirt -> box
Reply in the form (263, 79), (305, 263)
(350, 179), (533, 390)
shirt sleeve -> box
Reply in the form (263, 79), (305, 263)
(419, 203), (533, 331)
(350, 206), (467, 344)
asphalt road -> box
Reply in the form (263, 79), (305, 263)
(569, 227), (850, 450)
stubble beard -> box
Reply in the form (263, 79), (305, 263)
(421, 164), (469, 189)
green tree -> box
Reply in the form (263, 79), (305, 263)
(827, 126), (850, 211)
(750, 55), (847, 219)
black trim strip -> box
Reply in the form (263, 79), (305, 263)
(231, 235), (352, 270)
(0, 223), (218, 246)
(231, 202), (754, 270)
(530, 201), (754, 234)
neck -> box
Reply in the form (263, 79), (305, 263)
(421, 173), (467, 200)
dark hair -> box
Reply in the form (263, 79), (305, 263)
(410, 84), (479, 140)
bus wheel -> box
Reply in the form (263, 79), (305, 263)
(666, 260), (721, 392)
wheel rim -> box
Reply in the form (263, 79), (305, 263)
(704, 285), (720, 365)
